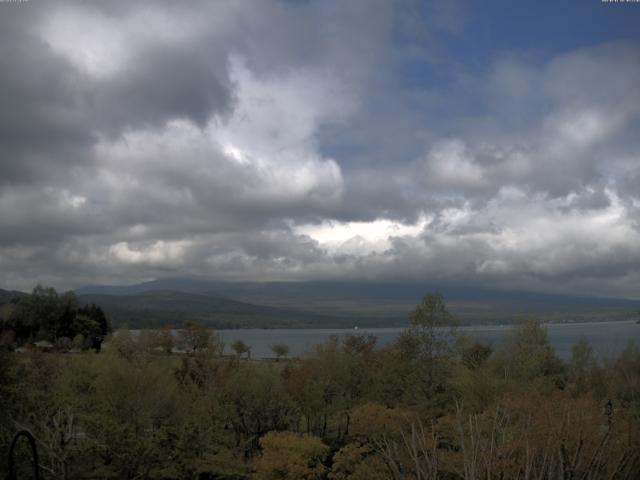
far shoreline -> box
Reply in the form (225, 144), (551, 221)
(124, 317), (640, 332)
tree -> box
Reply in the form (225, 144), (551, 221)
(568, 338), (598, 395)
(156, 326), (175, 355)
(177, 321), (222, 354)
(611, 340), (640, 407)
(348, 403), (403, 439)
(56, 291), (79, 340)
(71, 334), (85, 351)
(461, 341), (493, 370)
(388, 293), (457, 404)
(231, 339), (251, 359)
(270, 343), (289, 361)
(108, 327), (138, 361)
(285, 337), (372, 439)
(493, 318), (565, 386)
(28, 285), (63, 337)
(0, 332), (16, 409)
(342, 334), (377, 356)
(253, 431), (329, 480)
(221, 365), (297, 451)
(408, 292), (456, 361)
(1, 286), (111, 350)
(55, 336), (72, 352)
(75, 303), (111, 351)
(8, 285), (62, 342)
(329, 443), (389, 480)
(84, 350), (183, 479)
(140, 327), (174, 355)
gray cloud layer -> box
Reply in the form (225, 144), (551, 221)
(0, 0), (639, 298)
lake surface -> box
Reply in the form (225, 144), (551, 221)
(215, 320), (640, 359)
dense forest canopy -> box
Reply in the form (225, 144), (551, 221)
(1, 292), (639, 479)
(0, 285), (111, 351)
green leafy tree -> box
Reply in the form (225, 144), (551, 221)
(71, 334), (85, 350)
(108, 327), (138, 361)
(178, 321), (222, 354)
(384, 293), (457, 405)
(611, 340), (640, 408)
(568, 338), (599, 396)
(84, 350), (182, 478)
(408, 292), (456, 361)
(221, 364), (297, 451)
(286, 337), (372, 439)
(1, 286), (110, 350)
(231, 339), (251, 359)
(8, 285), (61, 341)
(270, 343), (289, 361)
(492, 318), (566, 387)
(342, 334), (377, 356)
(76, 303), (111, 351)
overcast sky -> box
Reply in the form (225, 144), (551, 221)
(1, 0), (639, 298)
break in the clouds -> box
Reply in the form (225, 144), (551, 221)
(1, 0), (639, 298)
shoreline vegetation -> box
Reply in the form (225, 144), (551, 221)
(1, 289), (640, 478)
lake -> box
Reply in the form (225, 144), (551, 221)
(215, 320), (640, 359)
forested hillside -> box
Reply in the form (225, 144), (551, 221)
(76, 278), (640, 328)
(76, 290), (343, 329)
(0, 288), (26, 305)
(1, 294), (639, 479)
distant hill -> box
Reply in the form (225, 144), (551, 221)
(76, 290), (347, 329)
(6, 282), (640, 329)
(76, 278), (640, 328)
(0, 288), (27, 304)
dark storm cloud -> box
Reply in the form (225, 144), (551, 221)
(0, 8), (94, 186)
(94, 34), (233, 132)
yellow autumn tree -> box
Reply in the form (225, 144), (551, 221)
(253, 431), (329, 480)
(329, 442), (389, 480)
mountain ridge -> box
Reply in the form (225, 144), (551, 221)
(75, 278), (640, 327)
(4, 281), (640, 329)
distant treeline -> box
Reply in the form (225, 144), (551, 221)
(1, 293), (640, 479)
(0, 285), (111, 351)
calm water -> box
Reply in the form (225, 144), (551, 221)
(215, 320), (640, 359)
